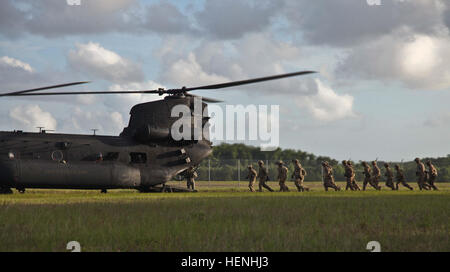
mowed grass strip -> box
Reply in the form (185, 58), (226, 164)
(0, 182), (449, 252)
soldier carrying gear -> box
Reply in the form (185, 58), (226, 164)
(394, 164), (413, 190)
(384, 163), (395, 190)
(257, 160), (274, 192)
(347, 161), (361, 190)
(426, 161), (439, 190)
(276, 161), (290, 192)
(246, 165), (258, 192)
(371, 161), (382, 190)
(292, 159), (309, 192)
(414, 158), (431, 190)
(322, 161), (340, 191)
(185, 166), (198, 191)
(361, 162), (380, 190)
(342, 160), (354, 191)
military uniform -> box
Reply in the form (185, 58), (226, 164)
(362, 162), (380, 190)
(395, 165), (413, 190)
(185, 167), (198, 190)
(426, 161), (439, 190)
(347, 161), (361, 190)
(246, 165), (257, 192)
(258, 161), (274, 192)
(276, 161), (289, 192)
(384, 163), (395, 190)
(415, 158), (431, 190)
(292, 160), (309, 192)
(371, 161), (382, 190)
(322, 162), (340, 191)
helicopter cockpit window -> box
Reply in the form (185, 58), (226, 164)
(104, 152), (119, 161)
(130, 152), (147, 164)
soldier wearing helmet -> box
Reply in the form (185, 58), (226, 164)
(276, 161), (289, 192)
(292, 159), (309, 192)
(257, 160), (273, 192)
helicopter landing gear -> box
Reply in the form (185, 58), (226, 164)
(101, 189), (108, 194)
(0, 187), (13, 194)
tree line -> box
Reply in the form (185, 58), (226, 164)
(191, 143), (450, 182)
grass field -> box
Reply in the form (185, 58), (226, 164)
(0, 181), (449, 252)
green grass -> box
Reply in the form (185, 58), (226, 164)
(0, 182), (449, 252)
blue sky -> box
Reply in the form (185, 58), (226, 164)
(1, 0), (450, 161)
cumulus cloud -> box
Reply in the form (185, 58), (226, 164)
(295, 79), (356, 121)
(195, 0), (283, 39)
(67, 42), (145, 83)
(9, 105), (57, 131)
(339, 33), (450, 90)
(283, 0), (448, 47)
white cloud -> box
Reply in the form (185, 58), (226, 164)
(67, 42), (144, 83)
(295, 79), (356, 122)
(339, 32), (450, 90)
(9, 105), (57, 131)
(0, 56), (33, 72)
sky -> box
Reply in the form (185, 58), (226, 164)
(0, 0), (450, 161)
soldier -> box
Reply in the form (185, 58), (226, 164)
(342, 160), (355, 191)
(384, 163), (395, 190)
(371, 161), (382, 190)
(257, 160), (274, 192)
(362, 162), (380, 190)
(394, 164), (413, 190)
(185, 166), (198, 191)
(426, 161), (439, 190)
(322, 161), (340, 191)
(292, 159), (309, 192)
(276, 161), (290, 192)
(246, 165), (257, 192)
(347, 161), (361, 190)
(414, 158), (431, 190)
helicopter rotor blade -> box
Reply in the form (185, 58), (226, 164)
(183, 71), (317, 92)
(0, 81), (90, 96)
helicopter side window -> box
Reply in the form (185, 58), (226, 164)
(130, 152), (147, 164)
(104, 152), (119, 161)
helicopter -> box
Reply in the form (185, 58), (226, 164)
(0, 71), (316, 194)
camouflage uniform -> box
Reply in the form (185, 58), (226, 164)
(395, 165), (413, 190)
(292, 159), (309, 192)
(246, 165), (257, 192)
(426, 161), (439, 190)
(415, 158), (431, 190)
(371, 161), (382, 190)
(277, 161), (290, 192)
(322, 161), (340, 191)
(362, 162), (380, 190)
(347, 161), (361, 190)
(185, 166), (198, 190)
(384, 163), (395, 190)
(257, 161), (274, 192)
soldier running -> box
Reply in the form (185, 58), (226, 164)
(185, 166), (198, 191)
(426, 161), (439, 190)
(384, 163), (396, 190)
(276, 161), (290, 192)
(292, 159), (309, 192)
(246, 165), (257, 192)
(257, 160), (274, 192)
(322, 161), (340, 191)
(414, 158), (431, 190)
(347, 161), (361, 190)
(371, 161), (382, 190)
(362, 161), (380, 190)
(394, 164), (413, 190)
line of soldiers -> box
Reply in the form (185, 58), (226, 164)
(244, 158), (439, 192)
